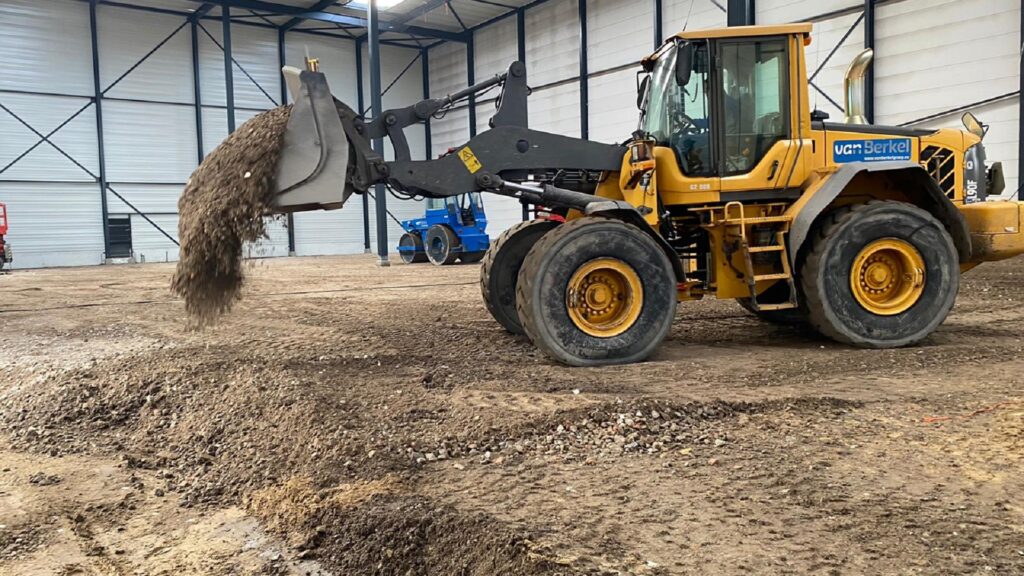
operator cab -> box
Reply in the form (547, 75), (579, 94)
(426, 192), (485, 227)
(639, 24), (802, 181)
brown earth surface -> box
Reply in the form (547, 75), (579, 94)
(1, 254), (1022, 575)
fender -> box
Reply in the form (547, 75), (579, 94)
(788, 161), (972, 265)
(584, 201), (686, 282)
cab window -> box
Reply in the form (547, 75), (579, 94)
(719, 39), (788, 175)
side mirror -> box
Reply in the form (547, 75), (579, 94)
(637, 74), (650, 110)
(962, 112), (987, 140)
(675, 42), (694, 86)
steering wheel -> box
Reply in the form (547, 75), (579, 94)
(672, 112), (698, 135)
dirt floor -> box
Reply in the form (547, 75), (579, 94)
(1, 254), (1022, 575)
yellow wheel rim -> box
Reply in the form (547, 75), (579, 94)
(566, 258), (643, 338)
(849, 238), (925, 316)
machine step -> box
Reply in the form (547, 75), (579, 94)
(756, 302), (799, 311)
(753, 272), (791, 282)
(747, 245), (785, 253)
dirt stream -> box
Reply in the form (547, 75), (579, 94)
(1, 255), (1023, 574)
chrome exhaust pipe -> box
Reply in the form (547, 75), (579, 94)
(844, 48), (874, 124)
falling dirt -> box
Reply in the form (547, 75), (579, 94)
(2, 255), (1024, 574)
(171, 105), (292, 326)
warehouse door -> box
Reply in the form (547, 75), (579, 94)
(107, 216), (132, 259)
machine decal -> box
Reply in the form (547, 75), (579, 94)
(833, 138), (912, 163)
(457, 146), (483, 174)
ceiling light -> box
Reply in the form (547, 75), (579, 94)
(348, 0), (404, 10)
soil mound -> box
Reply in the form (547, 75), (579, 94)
(171, 105), (292, 326)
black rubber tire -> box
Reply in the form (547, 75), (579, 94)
(480, 219), (560, 335)
(516, 217), (677, 367)
(398, 232), (427, 264)
(459, 251), (486, 264)
(801, 200), (959, 348)
(737, 282), (806, 324)
(425, 225), (460, 265)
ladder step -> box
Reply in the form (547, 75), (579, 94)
(753, 273), (791, 281)
(747, 245), (785, 253)
(756, 302), (798, 311)
(722, 216), (792, 225)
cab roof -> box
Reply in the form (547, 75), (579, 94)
(674, 22), (812, 40)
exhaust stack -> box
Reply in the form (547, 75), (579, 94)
(844, 48), (874, 124)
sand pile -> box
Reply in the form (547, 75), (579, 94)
(171, 105), (292, 325)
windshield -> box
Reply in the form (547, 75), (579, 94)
(640, 41), (712, 176)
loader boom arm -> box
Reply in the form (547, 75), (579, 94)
(273, 61), (627, 215)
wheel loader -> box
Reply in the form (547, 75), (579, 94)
(267, 23), (1024, 366)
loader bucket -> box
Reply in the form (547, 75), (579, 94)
(273, 66), (353, 212)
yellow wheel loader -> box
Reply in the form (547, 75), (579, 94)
(269, 23), (1024, 367)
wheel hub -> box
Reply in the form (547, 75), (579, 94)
(850, 238), (925, 315)
(566, 258), (643, 338)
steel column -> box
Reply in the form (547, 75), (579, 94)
(467, 35), (477, 137)
(89, 0), (111, 260)
(578, 0), (588, 139)
(355, 39), (371, 253)
(864, 0), (875, 124)
(653, 0), (663, 50)
(422, 48), (431, 157)
(191, 17), (204, 163)
(517, 8), (530, 221)
(278, 28), (296, 255)
(727, 0), (755, 26)
(223, 6), (236, 132)
(367, 0), (389, 266)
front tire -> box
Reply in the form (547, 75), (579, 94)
(516, 217), (677, 366)
(480, 219), (560, 335)
(801, 201), (959, 348)
(425, 225), (460, 265)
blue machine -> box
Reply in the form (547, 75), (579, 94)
(397, 192), (490, 265)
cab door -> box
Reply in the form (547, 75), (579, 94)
(715, 34), (811, 196)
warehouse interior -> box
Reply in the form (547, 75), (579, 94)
(4, 1), (1024, 574)
(1, 0), (1019, 268)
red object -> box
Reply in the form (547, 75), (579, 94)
(0, 202), (7, 236)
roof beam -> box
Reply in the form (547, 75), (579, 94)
(181, 0), (466, 41)
(392, 0), (449, 25)
(281, 0), (336, 31)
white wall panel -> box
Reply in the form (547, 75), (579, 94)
(284, 34), (358, 105)
(529, 84), (582, 138)
(294, 207), (367, 256)
(429, 41), (468, 99)
(430, 108), (470, 159)
(874, 0), (1019, 126)
(0, 0), (94, 96)
(99, 6), (193, 103)
(201, 106), (230, 157)
(131, 213), (180, 263)
(525, 0), (579, 86)
(104, 100), (198, 183)
(0, 183), (104, 268)
(664, 0), (727, 37)
(473, 15), (518, 80)
(805, 13), (864, 122)
(0, 94), (99, 181)
(106, 184), (182, 215)
(588, 69), (640, 144)
(229, 25), (282, 110)
(587, 0), (652, 70)
(755, 0), (859, 24)
(198, 20), (229, 106)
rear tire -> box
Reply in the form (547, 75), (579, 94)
(425, 225), (460, 265)
(516, 217), (677, 366)
(480, 219), (560, 335)
(801, 201), (959, 348)
(398, 232), (427, 264)
(459, 251), (485, 264)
